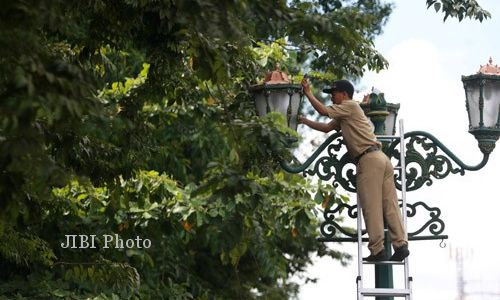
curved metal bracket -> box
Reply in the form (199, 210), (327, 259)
(281, 130), (490, 192)
(279, 132), (343, 174)
(280, 132), (358, 192)
(386, 131), (490, 191)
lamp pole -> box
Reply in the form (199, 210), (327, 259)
(362, 92), (396, 300)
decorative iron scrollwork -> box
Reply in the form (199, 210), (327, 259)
(303, 134), (357, 192)
(406, 201), (445, 238)
(281, 130), (489, 193)
(386, 131), (489, 191)
(320, 201), (359, 239)
(318, 200), (447, 242)
(387, 135), (463, 191)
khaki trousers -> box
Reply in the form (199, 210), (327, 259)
(356, 150), (408, 255)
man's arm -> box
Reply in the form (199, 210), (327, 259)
(299, 117), (339, 133)
(302, 78), (330, 116)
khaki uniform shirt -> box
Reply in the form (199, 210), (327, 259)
(326, 100), (381, 158)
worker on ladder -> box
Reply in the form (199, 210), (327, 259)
(299, 78), (410, 262)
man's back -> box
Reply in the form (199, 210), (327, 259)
(326, 100), (380, 158)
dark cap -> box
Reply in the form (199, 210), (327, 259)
(323, 80), (354, 98)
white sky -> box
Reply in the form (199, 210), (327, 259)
(298, 1), (500, 299)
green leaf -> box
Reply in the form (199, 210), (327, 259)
(304, 208), (315, 220)
(196, 211), (204, 226)
(64, 269), (73, 281)
(73, 266), (80, 280)
(313, 190), (324, 204)
(51, 289), (69, 297)
(229, 148), (240, 163)
(88, 266), (94, 278)
(434, 2), (441, 12)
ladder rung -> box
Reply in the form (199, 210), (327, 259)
(355, 228), (388, 233)
(376, 135), (402, 140)
(360, 288), (411, 297)
(394, 166), (402, 170)
(362, 260), (405, 265)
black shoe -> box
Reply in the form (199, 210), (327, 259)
(390, 245), (410, 261)
(363, 250), (388, 262)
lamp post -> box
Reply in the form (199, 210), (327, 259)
(360, 92), (401, 297)
(250, 59), (500, 299)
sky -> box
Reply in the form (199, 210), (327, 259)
(297, 1), (500, 299)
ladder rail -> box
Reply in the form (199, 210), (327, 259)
(357, 119), (412, 299)
(399, 119), (411, 300)
(357, 193), (363, 300)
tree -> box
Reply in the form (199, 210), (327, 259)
(0, 0), (491, 299)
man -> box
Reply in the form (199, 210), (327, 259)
(299, 78), (409, 262)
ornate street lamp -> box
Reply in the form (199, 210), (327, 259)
(249, 64), (303, 131)
(462, 57), (500, 154)
(250, 59), (500, 299)
(361, 92), (400, 136)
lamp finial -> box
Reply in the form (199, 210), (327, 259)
(264, 63), (290, 84)
(478, 57), (500, 75)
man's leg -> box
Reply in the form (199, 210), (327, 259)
(357, 152), (385, 255)
(381, 156), (409, 257)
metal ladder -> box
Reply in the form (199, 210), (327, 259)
(356, 119), (412, 299)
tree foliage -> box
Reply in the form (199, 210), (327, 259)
(0, 0), (491, 299)
(427, 0), (491, 22)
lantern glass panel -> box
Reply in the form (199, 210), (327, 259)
(288, 93), (301, 131)
(254, 91), (291, 117)
(465, 80), (480, 128)
(255, 93), (267, 116)
(483, 80), (500, 127)
(269, 91), (290, 117)
(384, 112), (396, 135)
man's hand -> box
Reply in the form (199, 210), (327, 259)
(298, 115), (306, 124)
(301, 78), (311, 95)
(301, 76), (329, 117)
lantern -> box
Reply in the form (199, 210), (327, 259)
(462, 58), (500, 154)
(249, 64), (303, 131)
